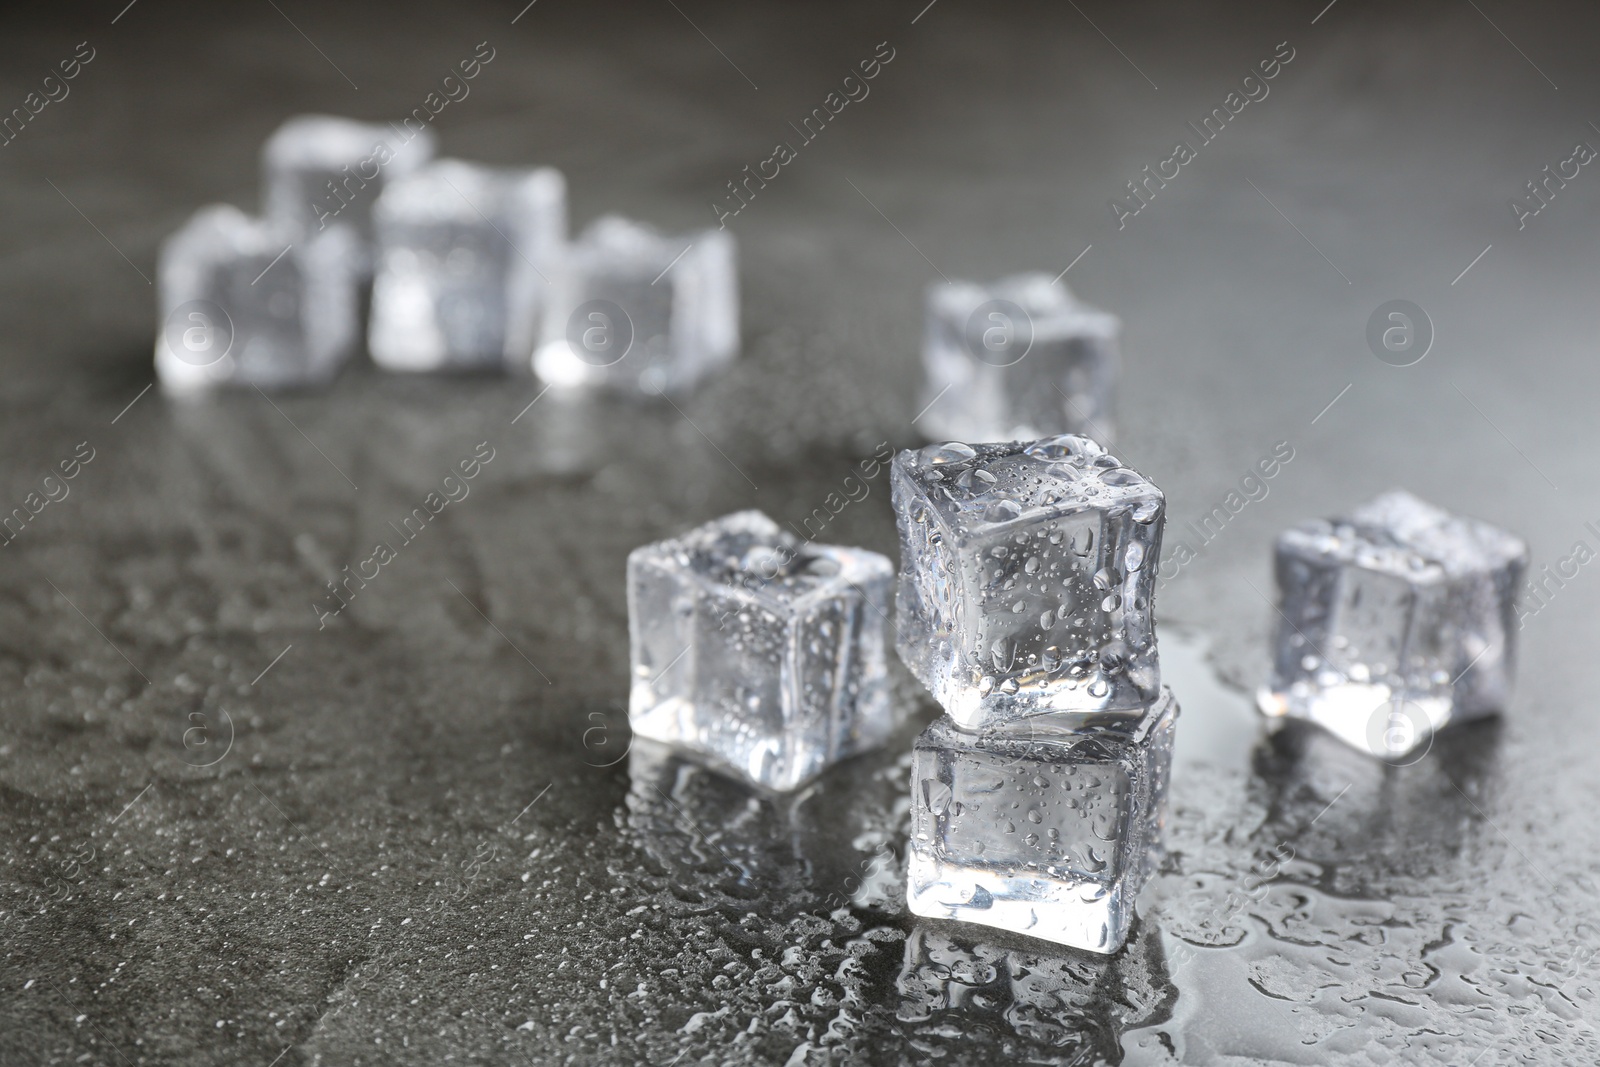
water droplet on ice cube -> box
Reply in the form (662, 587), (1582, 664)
(1099, 467), (1142, 487)
(986, 500), (1023, 522)
(802, 556), (840, 578)
(1023, 434), (1103, 462)
(925, 442), (978, 465)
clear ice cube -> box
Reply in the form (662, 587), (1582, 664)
(154, 205), (360, 393)
(907, 688), (1178, 954)
(892, 434), (1165, 729)
(261, 114), (437, 272)
(368, 160), (566, 372)
(533, 216), (737, 396)
(918, 273), (1117, 444)
(1258, 489), (1528, 758)
(627, 510), (895, 791)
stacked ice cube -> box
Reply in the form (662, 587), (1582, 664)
(891, 434), (1178, 954)
(155, 114), (739, 396)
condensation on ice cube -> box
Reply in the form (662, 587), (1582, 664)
(1257, 488), (1528, 759)
(627, 510), (894, 791)
(261, 114), (437, 271)
(892, 434), (1165, 729)
(154, 205), (360, 394)
(369, 159), (566, 372)
(918, 273), (1117, 445)
(906, 688), (1178, 954)
(533, 216), (737, 396)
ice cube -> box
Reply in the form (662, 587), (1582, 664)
(533, 216), (737, 396)
(918, 273), (1117, 444)
(368, 160), (565, 372)
(906, 688), (1178, 954)
(261, 114), (437, 271)
(627, 510), (894, 791)
(154, 205), (360, 393)
(1257, 489), (1528, 758)
(891, 434), (1165, 729)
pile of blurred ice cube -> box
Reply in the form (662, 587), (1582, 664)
(154, 115), (736, 396)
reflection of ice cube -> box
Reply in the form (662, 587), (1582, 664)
(154, 205), (359, 394)
(891, 434), (1165, 729)
(919, 273), (1117, 444)
(1258, 489), (1528, 758)
(534, 216), (736, 396)
(906, 689), (1178, 954)
(627, 511), (896, 791)
(369, 160), (565, 372)
(624, 738), (806, 886)
(897, 926), (1173, 1060)
(261, 115), (436, 274)
(1251, 716), (1504, 861)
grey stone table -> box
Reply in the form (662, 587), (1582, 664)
(2, 1), (1597, 1063)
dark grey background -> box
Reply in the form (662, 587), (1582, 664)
(2, 1), (1597, 1063)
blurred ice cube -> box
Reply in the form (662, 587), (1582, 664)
(919, 273), (1117, 444)
(534, 216), (736, 396)
(261, 114), (436, 274)
(369, 159), (565, 372)
(1258, 489), (1528, 759)
(154, 205), (359, 394)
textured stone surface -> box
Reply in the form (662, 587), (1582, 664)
(3, 2), (1598, 1064)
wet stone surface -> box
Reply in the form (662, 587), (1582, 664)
(3, 1), (1599, 1064)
